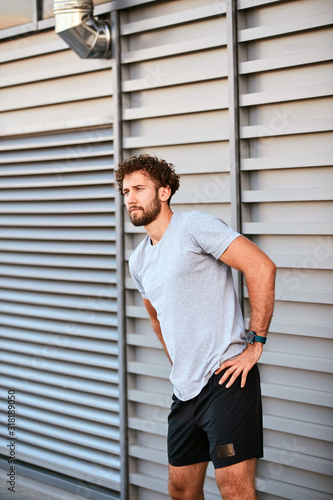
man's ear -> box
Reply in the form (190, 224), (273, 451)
(159, 185), (171, 202)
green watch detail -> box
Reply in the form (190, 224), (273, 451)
(246, 330), (267, 345)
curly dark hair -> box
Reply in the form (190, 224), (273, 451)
(114, 154), (180, 206)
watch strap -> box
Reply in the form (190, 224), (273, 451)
(247, 330), (267, 344)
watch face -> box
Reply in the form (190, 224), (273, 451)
(246, 331), (255, 343)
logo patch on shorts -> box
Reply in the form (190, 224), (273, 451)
(215, 443), (235, 459)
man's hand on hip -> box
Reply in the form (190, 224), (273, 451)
(215, 343), (263, 388)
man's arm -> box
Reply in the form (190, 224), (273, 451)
(143, 298), (173, 365)
(215, 235), (276, 388)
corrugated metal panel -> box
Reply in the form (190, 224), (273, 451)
(238, 0), (333, 499)
(122, 1), (333, 499)
(0, 30), (121, 495)
(121, 1), (235, 498)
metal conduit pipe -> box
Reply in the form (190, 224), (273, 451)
(53, 0), (111, 58)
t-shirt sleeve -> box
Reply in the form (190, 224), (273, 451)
(186, 210), (241, 259)
(129, 253), (148, 299)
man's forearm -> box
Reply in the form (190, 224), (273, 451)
(246, 259), (276, 336)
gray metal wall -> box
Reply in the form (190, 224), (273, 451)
(0, 1), (332, 500)
(121, 1), (333, 499)
(0, 29), (122, 497)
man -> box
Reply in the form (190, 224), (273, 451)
(114, 154), (276, 500)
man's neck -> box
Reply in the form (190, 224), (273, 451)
(145, 206), (173, 245)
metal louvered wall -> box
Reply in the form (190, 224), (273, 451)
(0, 1), (332, 500)
(237, 1), (333, 499)
(0, 28), (121, 496)
(121, 1), (243, 498)
(121, 1), (333, 499)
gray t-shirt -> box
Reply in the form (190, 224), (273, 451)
(129, 210), (246, 401)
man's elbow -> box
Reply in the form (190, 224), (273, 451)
(264, 257), (277, 281)
(253, 256), (276, 281)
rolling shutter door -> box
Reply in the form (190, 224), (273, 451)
(0, 30), (121, 494)
(238, 1), (333, 499)
(120, 1), (237, 498)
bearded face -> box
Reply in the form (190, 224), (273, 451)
(128, 189), (162, 227)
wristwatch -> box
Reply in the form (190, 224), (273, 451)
(246, 330), (267, 345)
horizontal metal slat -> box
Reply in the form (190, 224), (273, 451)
(0, 350), (118, 382)
(0, 227), (116, 240)
(0, 185), (115, 201)
(238, 0), (282, 9)
(0, 171), (115, 189)
(0, 33), (67, 64)
(0, 299), (117, 327)
(1, 108), (114, 138)
(261, 382), (332, 408)
(0, 273), (117, 297)
(0, 148), (113, 166)
(0, 129), (113, 152)
(0, 54), (111, 89)
(1, 71), (113, 113)
(0, 340), (118, 370)
(0, 443), (121, 491)
(263, 414), (332, 442)
(241, 155), (332, 170)
(121, 34), (227, 64)
(242, 221), (333, 235)
(127, 333), (160, 349)
(0, 360), (119, 394)
(0, 288), (117, 313)
(240, 83), (333, 107)
(240, 118), (333, 138)
(0, 389), (120, 426)
(0, 314), (117, 341)
(0, 215), (116, 230)
(0, 240), (116, 256)
(254, 318), (332, 339)
(255, 475), (332, 500)
(238, 12), (333, 42)
(239, 48), (333, 74)
(0, 411), (120, 453)
(127, 361), (169, 379)
(260, 351), (333, 373)
(0, 418), (120, 458)
(0, 376), (119, 412)
(273, 287), (333, 305)
(0, 444), (120, 490)
(130, 472), (167, 496)
(122, 65), (227, 92)
(242, 187), (333, 202)
(128, 416), (167, 437)
(128, 389), (171, 407)
(121, 4), (226, 36)
(0, 430), (120, 470)
(267, 253), (333, 271)
(123, 97), (228, 120)
(126, 305), (148, 319)
(0, 326), (118, 354)
(123, 128), (228, 149)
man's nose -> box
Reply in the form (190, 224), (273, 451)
(126, 191), (136, 205)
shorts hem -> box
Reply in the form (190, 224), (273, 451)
(168, 455), (210, 467)
(213, 451), (263, 469)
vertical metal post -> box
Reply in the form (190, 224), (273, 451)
(227, 0), (243, 302)
(111, 10), (129, 500)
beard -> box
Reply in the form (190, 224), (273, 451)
(129, 192), (162, 227)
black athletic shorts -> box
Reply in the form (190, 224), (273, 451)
(168, 364), (263, 469)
